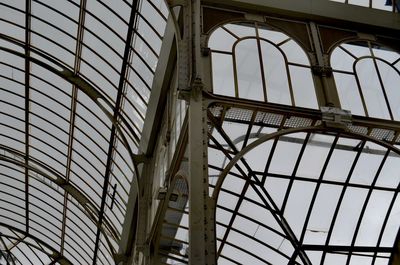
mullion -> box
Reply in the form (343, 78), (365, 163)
(283, 49), (296, 106)
(345, 149), (390, 265)
(218, 254), (242, 265)
(222, 240), (274, 265)
(392, 57), (400, 66)
(209, 133), (253, 257)
(97, 0), (130, 25)
(261, 132), (281, 185)
(12, 242), (34, 265)
(92, 0), (139, 262)
(216, 206), (287, 238)
(209, 114), (312, 264)
(320, 140), (367, 264)
(352, 56), (372, 117)
(372, 165), (400, 264)
(298, 135), (339, 245)
(210, 132), (286, 258)
(250, 175), (313, 264)
(339, 45), (358, 60)
(370, 43), (394, 120)
(219, 186), (275, 212)
(24, 0), (32, 235)
(232, 40), (240, 98)
(61, 0), (87, 257)
(255, 23), (268, 102)
(146, 0), (168, 21)
(217, 221), (294, 261)
(280, 132), (312, 213)
(258, 171), (398, 192)
(240, 110), (256, 150)
(0, 236), (14, 265)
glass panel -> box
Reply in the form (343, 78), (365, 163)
(297, 134), (335, 179)
(334, 72), (365, 115)
(356, 58), (391, 119)
(376, 151), (400, 188)
(381, 194), (400, 247)
(284, 180), (316, 238)
(236, 39), (264, 101)
(289, 66), (318, 108)
(269, 133), (307, 176)
(330, 187), (368, 245)
(331, 46), (356, 72)
(225, 24), (256, 38)
(280, 40), (309, 65)
(356, 190), (393, 246)
(260, 41), (291, 105)
(264, 177), (289, 210)
(350, 143), (385, 185)
(305, 184), (342, 245)
(324, 138), (359, 182)
(209, 27), (237, 52)
(378, 60), (400, 119)
(212, 53), (235, 97)
(349, 0), (369, 7)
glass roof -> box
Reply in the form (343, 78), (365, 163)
(0, 0), (167, 263)
(208, 103), (400, 265)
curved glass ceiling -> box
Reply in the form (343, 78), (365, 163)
(208, 103), (400, 265)
(0, 0), (167, 263)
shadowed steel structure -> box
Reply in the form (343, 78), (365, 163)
(0, 0), (167, 264)
(0, 0), (400, 265)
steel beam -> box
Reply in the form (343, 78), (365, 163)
(176, 0), (216, 264)
(188, 83), (213, 265)
(140, 14), (178, 156)
(201, 0), (400, 33)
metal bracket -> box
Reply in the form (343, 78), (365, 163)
(321, 107), (352, 129)
(201, 47), (211, 56)
(312, 65), (333, 77)
(156, 187), (179, 201)
(113, 254), (129, 263)
(165, 0), (187, 7)
(132, 154), (147, 164)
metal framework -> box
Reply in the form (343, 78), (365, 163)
(0, 0), (400, 265)
(0, 0), (167, 264)
(140, 1), (400, 265)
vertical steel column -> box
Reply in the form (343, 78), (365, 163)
(179, 0), (215, 264)
(309, 22), (341, 108)
(188, 81), (213, 265)
(135, 162), (153, 265)
(165, 0), (215, 263)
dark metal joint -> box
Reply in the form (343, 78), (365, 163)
(312, 65), (333, 77)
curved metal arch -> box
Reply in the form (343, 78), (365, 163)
(231, 35), (311, 66)
(352, 56), (400, 76)
(206, 20), (313, 59)
(0, 35), (142, 178)
(0, 145), (121, 250)
(0, 34), (142, 154)
(0, 222), (74, 265)
(152, 170), (189, 262)
(212, 125), (400, 200)
(328, 38), (400, 60)
(211, 125), (400, 264)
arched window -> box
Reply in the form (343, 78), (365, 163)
(209, 22), (318, 109)
(331, 41), (400, 120)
